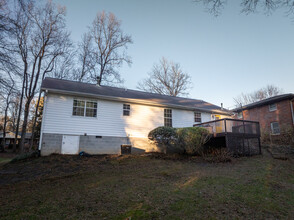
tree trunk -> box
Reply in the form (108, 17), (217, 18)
(13, 78), (25, 152)
(29, 90), (42, 150)
(19, 99), (31, 153)
(0, 104), (9, 152)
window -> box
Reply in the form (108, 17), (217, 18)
(269, 103), (277, 112)
(164, 109), (172, 127)
(73, 100), (85, 116)
(85, 101), (97, 117)
(123, 104), (130, 116)
(194, 112), (202, 123)
(271, 122), (280, 134)
(73, 99), (97, 117)
(237, 112), (243, 119)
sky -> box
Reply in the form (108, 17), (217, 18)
(53, 0), (294, 109)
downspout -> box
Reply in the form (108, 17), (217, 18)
(38, 90), (48, 152)
(290, 98), (294, 125)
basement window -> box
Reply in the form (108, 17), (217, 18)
(269, 103), (277, 112)
(271, 122), (280, 135)
(73, 99), (97, 117)
(123, 104), (130, 116)
(164, 109), (172, 127)
(194, 112), (202, 123)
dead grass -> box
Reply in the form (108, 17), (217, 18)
(0, 151), (293, 219)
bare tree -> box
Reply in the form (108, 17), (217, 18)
(8, 95), (20, 136)
(5, 0), (71, 152)
(73, 33), (95, 82)
(0, 75), (17, 151)
(194, 0), (294, 18)
(0, 0), (19, 74)
(137, 57), (192, 97)
(49, 51), (75, 80)
(0, 0), (12, 69)
(234, 84), (283, 106)
(77, 11), (133, 85)
(49, 33), (94, 82)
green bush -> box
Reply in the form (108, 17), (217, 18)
(148, 126), (178, 152)
(148, 126), (210, 155)
(177, 127), (210, 155)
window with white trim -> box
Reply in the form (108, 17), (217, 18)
(73, 99), (97, 117)
(164, 109), (172, 127)
(123, 104), (130, 116)
(237, 112), (243, 119)
(270, 122), (280, 134)
(194, 112), (201, 123)
(269, 103), (277, 112)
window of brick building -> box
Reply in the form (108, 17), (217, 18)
(269, 103), (277, 112)
(270, 122), (280, 134)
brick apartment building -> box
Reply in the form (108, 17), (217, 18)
(234, 94), (294, 143)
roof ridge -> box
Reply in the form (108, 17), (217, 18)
(44, 77), (97, 86)
(44, 77), (204, 102)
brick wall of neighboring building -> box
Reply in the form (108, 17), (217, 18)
(236, 99), (294, 134)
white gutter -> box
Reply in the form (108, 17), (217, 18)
(42, 87), (233, 116)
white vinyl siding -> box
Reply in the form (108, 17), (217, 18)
(202, 112), (212, 123)
(42, 93), (226, 138)
(43, 94), (164, 138)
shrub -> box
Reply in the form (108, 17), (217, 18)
(261, 125), (294, 147)
(148, 126), (179, 152)
(176, 127), (210, 155)
(148, 126), (211, 155)
(277, 125), (294, 146)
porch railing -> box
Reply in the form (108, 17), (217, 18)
(194, 118), (260, 137)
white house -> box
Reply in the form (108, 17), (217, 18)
(39, 78), (231, 155)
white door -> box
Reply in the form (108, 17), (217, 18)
(61, 135), (80, 154)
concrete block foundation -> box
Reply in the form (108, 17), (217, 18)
(40, 133), (160, 156)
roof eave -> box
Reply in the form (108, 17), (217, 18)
(233, 94), (294, 112)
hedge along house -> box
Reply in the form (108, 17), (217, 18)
(39, 78), (232, 156)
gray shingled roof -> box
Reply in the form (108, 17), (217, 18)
(41, 77), (231, 114)
(234, 93), (294, 112)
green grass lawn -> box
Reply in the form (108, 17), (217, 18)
(0, 151), (293, 219)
